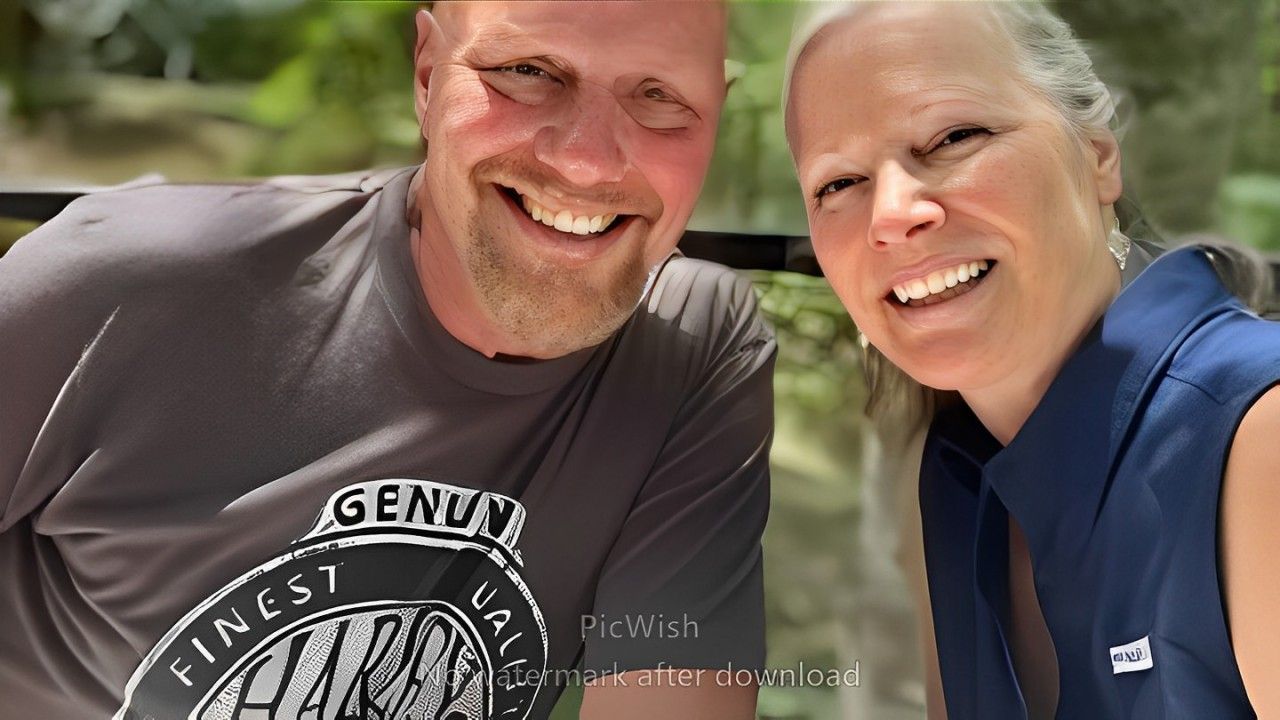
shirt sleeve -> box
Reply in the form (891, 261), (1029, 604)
(582, 267), (776, 675)
(0, 198), (129, 532)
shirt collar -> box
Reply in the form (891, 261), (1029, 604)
(930, 246), (1239, 538)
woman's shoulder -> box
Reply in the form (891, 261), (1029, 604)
(1219, 383), (1280, 716)
(1165, 303), (1280, 406)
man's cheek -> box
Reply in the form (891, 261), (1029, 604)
(648, 170), (703, 225)
(641, 137), (714, 196)
(434, 79), (539, 150)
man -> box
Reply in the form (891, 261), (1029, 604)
(0, 2), (773, 719)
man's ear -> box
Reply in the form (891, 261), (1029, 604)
(414, 8), (444, 134)
(1090, 131), (1123, 205)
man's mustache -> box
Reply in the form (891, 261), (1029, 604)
(474, 154), (663, 220)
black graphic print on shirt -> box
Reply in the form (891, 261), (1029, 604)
(114, 479), (548, 720)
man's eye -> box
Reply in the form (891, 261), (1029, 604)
(481, 63), (561, 105)
(815, 177), (861, 199)
(643, 86), (671, 102)
(495, 63), (552, 79)
(624, 86), (696, 131)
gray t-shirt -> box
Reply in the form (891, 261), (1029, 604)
(0, 167), (775, 720)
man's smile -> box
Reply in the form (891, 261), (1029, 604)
(491, 183), (639, 264)
(496, 183), (627, 237)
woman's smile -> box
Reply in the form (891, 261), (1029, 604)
(885, 259), (1000, 333)
(888, 259), (996, 307)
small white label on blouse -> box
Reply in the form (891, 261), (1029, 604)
(1110, 635), (1154, 674)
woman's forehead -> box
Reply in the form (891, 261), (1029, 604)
(788, 4), (1025, 141)
(807, 4), (1012, 86)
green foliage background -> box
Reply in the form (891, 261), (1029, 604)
(1, 1), (1278, 718)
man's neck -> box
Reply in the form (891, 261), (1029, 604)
(406, 168), (527, 360)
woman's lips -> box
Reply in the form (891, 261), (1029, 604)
(888, 260), (997, 307)
(882, 261), (1000, 332)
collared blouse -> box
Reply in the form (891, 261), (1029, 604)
(921, 246), (1280, 719)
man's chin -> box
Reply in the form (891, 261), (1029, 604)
(488, 284), (646, 359)
(464, 226), (649, 359)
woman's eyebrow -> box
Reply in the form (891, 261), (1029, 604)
(801, 153), (858, 190)
(906, 90), (999, 120)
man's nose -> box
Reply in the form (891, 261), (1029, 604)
(867, 162), (945, 247)
(532, 90), (628, 188)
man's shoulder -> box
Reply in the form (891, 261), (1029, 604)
(4, 167), (408, 284)
(633, 254), (775, 363)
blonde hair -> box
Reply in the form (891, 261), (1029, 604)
(784, 1), (1272, 429)
(785, 1), (1119, 140)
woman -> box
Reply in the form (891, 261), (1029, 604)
(784, 2), (1280, 718)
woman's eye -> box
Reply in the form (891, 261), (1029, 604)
(816, 177), (860, 199)
(935, 127), (990, 150)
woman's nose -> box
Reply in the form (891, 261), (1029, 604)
(867, 162), (945, 247)
(532, 89), (628, 189)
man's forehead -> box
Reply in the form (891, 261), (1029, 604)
(436, 1), (725, 78)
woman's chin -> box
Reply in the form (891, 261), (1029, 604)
(887, 344), (996, 394)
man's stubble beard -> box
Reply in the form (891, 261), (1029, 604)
(463, 215), (649, 358)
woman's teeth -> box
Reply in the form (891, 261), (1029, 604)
(892, 260), (991, 304)
(519, 194), (616, 237)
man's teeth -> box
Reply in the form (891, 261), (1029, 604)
(519, 194), (616, 237)
(892, 260), (990, 303)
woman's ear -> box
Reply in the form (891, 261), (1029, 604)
(414, 9), (444, 136)
(1089, 132), (1123, 205)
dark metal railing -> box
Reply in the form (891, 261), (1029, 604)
(0, 185), (823, 275)
(0, 188), (86, 224)
(3, 186), (1278, 319)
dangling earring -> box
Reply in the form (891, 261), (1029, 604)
(857, 329), (879, 400)
(1107, 216), (1131, 271)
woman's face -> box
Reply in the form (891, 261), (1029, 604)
(788, 3), (1123, 395)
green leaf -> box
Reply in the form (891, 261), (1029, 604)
(248, 55), (316, 129)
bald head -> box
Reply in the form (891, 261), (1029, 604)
(406, 1), (730, 359)
(424, 1), (726, 75)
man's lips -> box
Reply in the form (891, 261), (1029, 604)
(493, 184), (637, 264)
(495, 184), (629, 237)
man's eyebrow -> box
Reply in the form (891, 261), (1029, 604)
(460, 25), (576, 75)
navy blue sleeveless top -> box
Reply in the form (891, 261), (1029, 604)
(920, 247), (1280, 719)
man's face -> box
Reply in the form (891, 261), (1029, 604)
(414, 1), (727, 358)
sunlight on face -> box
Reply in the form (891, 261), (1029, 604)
(418, 1), (726, 357)
(787, 2), (1121, 394)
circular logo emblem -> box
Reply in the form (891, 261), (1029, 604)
(116, 480), (548, 720)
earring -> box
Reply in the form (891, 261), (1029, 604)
(1107, 217), (1131, 271)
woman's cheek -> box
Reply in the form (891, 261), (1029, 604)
(812, 224), (872, 322)
(813, 212), (865, 267)
(942, 153), (1023, 213)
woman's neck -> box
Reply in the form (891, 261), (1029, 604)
(962, 357), (1072, 446)
(963, 259), (1128, 447)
